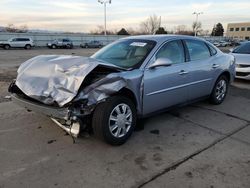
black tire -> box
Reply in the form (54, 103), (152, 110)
(52, 44), (57, 49)
(4, 44), (10, 50)
(85, 45), (89, 48)
(209, 75), (229, 105)
(92, 96), (136, 145)
(25, 44), (31, 50)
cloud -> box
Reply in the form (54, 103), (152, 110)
(0, 0), (250, 32)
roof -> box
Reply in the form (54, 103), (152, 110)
(123, 34), (205, 43)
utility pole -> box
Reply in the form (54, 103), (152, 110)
(98, 0), (112, 36)
(193, 12), (203, 37)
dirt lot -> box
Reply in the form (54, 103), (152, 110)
(0, 48), (250, 188)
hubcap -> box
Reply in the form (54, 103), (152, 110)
(109, 103), (132, 138)
(215, 79), (227, 101)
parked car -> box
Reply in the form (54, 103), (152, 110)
(0, 37), (34, 50)
(47, 39), (73, 49)
(229, 40), (240, 47)
(213, 41), (220, 47)
(80, 40), (103, 48)
(213, 41), (231, 47)
(9, 35), (235, 145)
(231, 42), (250, 80)
(219, 41), (231, 47)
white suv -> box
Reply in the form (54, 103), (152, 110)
(0, 37), (34, 50)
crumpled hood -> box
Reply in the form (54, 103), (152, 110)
(16, 55), (117, 107)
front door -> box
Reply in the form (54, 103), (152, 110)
(143, 40), (189, 115)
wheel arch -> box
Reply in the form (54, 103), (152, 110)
(219, 71), (231, 82)
(115, 87), (140, 114)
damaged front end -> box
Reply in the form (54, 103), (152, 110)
(9, 55), (142, 138)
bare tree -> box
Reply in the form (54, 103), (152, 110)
(6, 24), (18, 32)
(174, 25), (194, 36)
(175, 25), (187, 34)
(140, 14), (161, 34)
(192, 21), (202, 35)
(90, 25), (116, 35)
(18, 25), (28, 33)
(90, 25), (104, 35)
(5, 24), (28, 33)
(201, 29), (210, 36)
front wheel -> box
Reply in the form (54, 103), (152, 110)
(4, 44), (10, 50)
(92, 96), (136, 145)
(209, 75), (229, 105)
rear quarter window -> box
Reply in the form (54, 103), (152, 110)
(207, 43), (217, 56)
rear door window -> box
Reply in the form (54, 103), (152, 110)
(185, 40), (211, 61)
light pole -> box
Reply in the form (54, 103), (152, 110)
(98, 0), (112, 36)
(193, 12), (203, 37)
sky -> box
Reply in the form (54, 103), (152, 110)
(0, 0), (250, 33)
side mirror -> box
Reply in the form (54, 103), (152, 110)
(148, 58), (173, 69)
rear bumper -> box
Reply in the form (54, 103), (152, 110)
(11, 94), (70, 120)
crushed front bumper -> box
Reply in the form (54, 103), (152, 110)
(11, 94), (83, 137)
(11, 94), (70, 120)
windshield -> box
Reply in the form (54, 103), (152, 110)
(233, 42), (250, 54)
(92, 39), (156, 69)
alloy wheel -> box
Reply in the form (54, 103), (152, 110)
(215, 79), (227, 101)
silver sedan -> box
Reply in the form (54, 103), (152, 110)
(231, 42), (250, 80)
(9, 35), (236, 145)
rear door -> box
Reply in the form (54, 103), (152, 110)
(143, 40), (189, 115)
(20, 38), (29, 47)
(183, 39), (217, 101)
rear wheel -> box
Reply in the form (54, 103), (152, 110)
(4, 44), (10, 50)
(92, 96), (136, 145)
(25, 44), (31, 50)
(209, 75), (229, 105)
(52, 44), (57, 49)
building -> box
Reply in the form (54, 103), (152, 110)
(226, 22), (250, 40)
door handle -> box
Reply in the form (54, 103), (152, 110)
(179, 70), (189, 75)
(212, 64), (220, 69)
